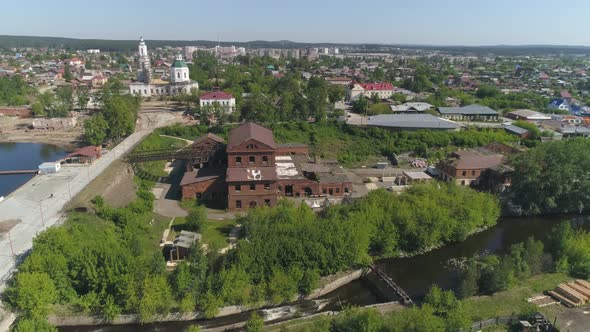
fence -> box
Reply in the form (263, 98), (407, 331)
(463, 316), (516, 331)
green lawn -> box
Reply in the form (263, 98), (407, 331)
(462, 273), (570, 321)
(172, 216), (236, 250)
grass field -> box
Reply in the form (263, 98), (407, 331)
(171, 215), (236, 250)
(462, 273), (570, 321)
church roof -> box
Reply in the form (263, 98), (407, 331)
(171, 59), (187, 68)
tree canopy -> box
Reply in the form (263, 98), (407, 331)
(510, 139), (590, 214)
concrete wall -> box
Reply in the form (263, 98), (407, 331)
(48, 305), (248, 326)
(305, 269), (364, 300)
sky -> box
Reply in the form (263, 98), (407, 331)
(2, 0), (589, 46)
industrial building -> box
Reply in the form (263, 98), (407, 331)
(180, 122), (352, 211)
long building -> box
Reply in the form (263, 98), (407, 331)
(180, 122), (352, 211)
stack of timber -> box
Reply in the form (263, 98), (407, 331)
(548, 279), (590, 307)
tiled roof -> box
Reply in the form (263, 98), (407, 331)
(200, 91), (234, 100)
(228, 122), (277, 149)
(359, 82), (394, 91)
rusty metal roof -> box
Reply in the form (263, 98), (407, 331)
(228, 122), (277, 150)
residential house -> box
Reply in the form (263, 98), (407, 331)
(437, 104), (499, 121)
(390, 102), (433, 113)
(547, 98), (571, 112)
(346, 82), (395, 101)
(505, 109), (551, 121)
(438, 148), (506, 186)
(200, 91), (236, 114)
(503, 124), (532, 139)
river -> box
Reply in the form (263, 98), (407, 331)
(59, 214), (590, 332)
(0, 142), (68, 197)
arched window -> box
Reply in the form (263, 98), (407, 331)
(184, 72), (187, 78)
(177, 72), (180, 78)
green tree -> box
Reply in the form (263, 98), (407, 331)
(100, 295), (121, 321)
(77, 85), (90, 110)
(139, 275), (172, 322)
(268, 268), (297, 304)
(13, 316), (57, 332)
(11, 272), (57, 318)
(185, 204), (207, 232)
(368, 102), (390, 115)
(244, 312), (264, 332)
(306, 76), (329, 120)
(332, 308), (384, 332)
(458, 261), (479, 299)
(84, 114), (108, 145)
(328, 85), (345, 104)
(476, 85), (500, 99)
(31, 102), (45, 117)
(511, 139), (590, 214)
(63, 64), (74, 82)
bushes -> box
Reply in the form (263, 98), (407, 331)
(186, 204), (207, 232)
(271, 121), (516, 166)
(457, 237), (546, 297)
(550, 222), (590, 278)
(511, 138), (590, 214)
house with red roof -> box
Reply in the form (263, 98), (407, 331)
(200, 90), (236, 113)
(64, 146), (102, 164)
(346, 81), (395, 101)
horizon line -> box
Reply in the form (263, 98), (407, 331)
(1, 34), (590, 49)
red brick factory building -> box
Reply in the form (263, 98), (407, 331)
(180, 122), (352, 211)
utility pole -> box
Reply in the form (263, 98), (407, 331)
(67, 180), (72, 200)
(39, 202), (45, 227)
(8, 230), (15, 257)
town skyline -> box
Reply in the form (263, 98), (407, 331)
(2, 0), (590, 46)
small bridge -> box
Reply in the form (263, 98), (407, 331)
(370, 264), (413, 306)
(125, 144), (219, 163)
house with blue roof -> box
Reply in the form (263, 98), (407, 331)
(547, 98), (572, 112)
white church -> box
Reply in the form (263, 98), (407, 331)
(129, 37), (199, 97)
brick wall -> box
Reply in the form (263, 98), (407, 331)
(182, 177), (226, 200)
(227, 152), (275, 168)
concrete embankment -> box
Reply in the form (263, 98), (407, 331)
(305, 268), (365, 300)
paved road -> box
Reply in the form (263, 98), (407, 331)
(0, 130), (150, 286)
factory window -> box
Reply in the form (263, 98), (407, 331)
(235, 156), (242, 165)
(264, 199), (271, 206)
(264, 183), (270, 190)
(462, 171), (467, 176)
(471, 170), (476, 176)
(236, 200), (242, 209)
(250, 184), (256, 191)
(235, 185), (241, 192)
(249, 156), (255, 163)
(262, 156), (269, 165)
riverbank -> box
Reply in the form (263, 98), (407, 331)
(49, 268), (366, 327)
